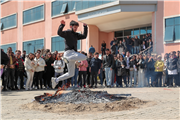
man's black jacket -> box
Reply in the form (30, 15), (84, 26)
(103, 54), (114, 69)
(1, 49), (9, 65)
(57, 24), (88, 52)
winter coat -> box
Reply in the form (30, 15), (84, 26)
(137, 59), (145, 69)
(177, 58), (180, 72)
(53, 59), (65, 73)
(116, 60), (127, 76)
(167, 57), (178, 71)
(118, 44), (125, 54)
(146, 58), (155, 71)
(34, 57), (46, 72)
(24, 57), (36, 71)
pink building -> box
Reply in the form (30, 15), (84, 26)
(1, 0), (180, 57)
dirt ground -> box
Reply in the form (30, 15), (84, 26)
(1, 88), (180, 119)
(21, 97), (155, 115)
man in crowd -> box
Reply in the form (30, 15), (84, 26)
(133, 36), (141, 54)
(21, 50), (26, 61)
(89, 45), (95, 55)
(111, 42), (117, 55)
(125, 36), (132, 54)
(110, 37), (118, 46)
(89, 52), (101, 88)
(86, 53), (92, 88)
(1, 49), (9, 91)
(103, 49), (114, 88)
(124, 51), (131, 86)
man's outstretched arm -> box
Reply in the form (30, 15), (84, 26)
(77, 23), (88, 40)
(57, 20), (67, 38)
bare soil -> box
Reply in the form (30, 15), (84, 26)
(21, 97), (155, 115)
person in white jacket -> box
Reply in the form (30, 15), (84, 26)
(53, 53), (65, 88)
(24, 53), (36, 90)
(34, 52), (46, 89)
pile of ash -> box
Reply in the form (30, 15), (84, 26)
(35, 88), (131, 104)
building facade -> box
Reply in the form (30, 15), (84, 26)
(1, 0), (180, 57)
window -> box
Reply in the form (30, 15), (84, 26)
(1, 0), (10, 4)
(124, 29), (133, 36)
(0, 23), (3, 30)
(164, 16), (180, 42)
(51, 36), (81, 52)
(1, 13), (17, 30)
(147, 26), (152, 33)
(140, 27), (146, 34)
(0, 43), (16, 53)
(115, 31), (123, 37)
(23, 5), (44, 25)
(134, 28), (139, 35)
(23, 39), (44, 54)
(61, 3), (67, 14)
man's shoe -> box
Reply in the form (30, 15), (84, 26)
(51, 77), (58, 89)
(62, 57), (69, 63)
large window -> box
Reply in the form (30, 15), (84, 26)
(1, 13), (17, 30)
(0, 43), (16, 53)
(115, 26), (152, 41)
(164, 16), (180, 42)
(23, 5), (44, 25)
(23, 39), (44, 54)
(0, 0), (10, 4)
(51, 36), (81, 52)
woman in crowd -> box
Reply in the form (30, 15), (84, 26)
(118, 40), (125, 55)
(116, 54), (127, 87)
(101, 41), (106, 56)
(129, 55), (138, 87)
(78, 52), (88, 88)
(177, 52), (180, 86)
(137, 54), (146, 87)
(122, 39), (127, 52)
(24, 53), (36, 90)
(34, 52), (46, 89)
(53, 53), (65, 88)
(163, 53), (169, 87)
(154, 55), (164, 87)
(44, 52), (54, 89)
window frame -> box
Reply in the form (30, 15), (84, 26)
(23, 38), (44, 54)
(0, 13), (17, 31)
(0, 0), (10, 4)
(23, 4), (45, 26)
(163, 15), (180, 44)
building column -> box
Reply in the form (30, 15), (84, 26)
(87, 25), (99, 53)
(45, 0), (52, 50)
(18, 1), (23, 51)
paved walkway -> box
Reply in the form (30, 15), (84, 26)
(1, 88), (180, 120)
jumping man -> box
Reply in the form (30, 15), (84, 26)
(51, 20), (88, 89)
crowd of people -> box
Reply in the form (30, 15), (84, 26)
(1, 35), (180, 91)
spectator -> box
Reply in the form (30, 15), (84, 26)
(86, 53), (92, 87)
(24, 53), (36, 90)
(6, 47), (16, 90)
(1, 49), (9, 91)
(89, 52), (101, 88)
(71, 61), (80, 87)
(44, 52), (54, 89)
(78, 52), (88, 88)
(148, 39), (153, 53)
(131, 38), (135, 54)
(124, 51), (130, 86)
(15, 51), (25, 90)
(146, 53), (155, 87)
(121, 51), (126, 58)
(101, 41), (106, 56)
(145, 34), (149, 41)
(116, 54), (127, 87)
(167, 52), (178, 87)
(154, 55), (164, 87)
(111, 55), (117, 87)
(103, 49), (114, 88)
(118, 40), (125, 55)
(137, 54), (146, 87)
(111, 42), (116, 55)
(53, 53), (65, 88)
(133, 36), (141, 54)
(99, 55), (104, 87)
(34, 52), (46, 89)
(177, 52), (180, 86)
(140, 41), (147, 52)
(125, 36), (132, 54)
(122, 39), (127, 52)
(21, 50), (26, 61)
(163, 53), (169, 87)
(110, 37), (118, 46)
(89, 45), (95, 55)
(129, 55), (138, 87)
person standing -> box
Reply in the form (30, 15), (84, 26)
(154, 55), (164, 87)
(167, 52), (178, 87)
(137, 54), (146, 87)
(101, 41), (106, 56)
(133, 36), (141, 54)
(163, 53), (169, 87)
(111, 42), (117, 55)
(21, 50), (26, 61)
(129, 55), (138, 87)
(53, 53), (65, 88)
(122, 39), (127, 53)
(71, 61), (80, 87)
(44, 52), (54, 89)
(78, 52), (88, 88)
(1, 49), (9, 91)
(89, 45), (95, 55)
(177, 52), (180, 86)
(89, 52), (101, 88)
(24, 53), (36, 90)
(34, 52), (46, 89)
(15, 51), (25, 90)
(86, 53), (92, 87)
(124, 51), (131, 86)
(103, 49), (114, 88)
(6, 47), (16, 90)
(118, 40), (125, 55)
(125, 36), (132, 54)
